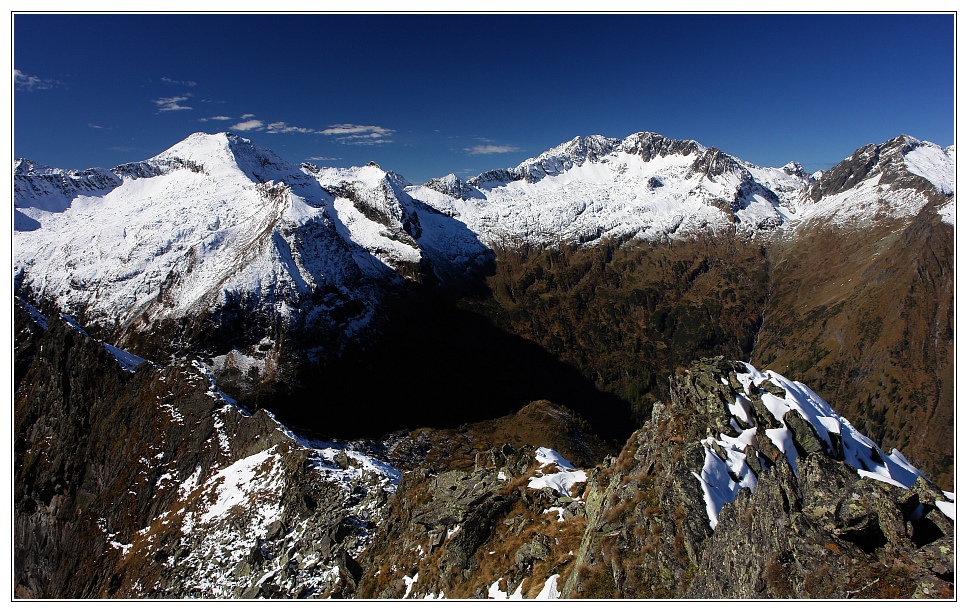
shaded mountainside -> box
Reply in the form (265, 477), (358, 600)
(754, 205), (954, 487)
(465, 231), (771, 425)
(230, 282), (634, 447)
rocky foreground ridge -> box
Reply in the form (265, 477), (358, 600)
(14, 304), (954, 599)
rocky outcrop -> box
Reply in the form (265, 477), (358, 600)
(355, 442), (588, 600)
(425, 173), (482, 200)
(561, 357), (953, 599)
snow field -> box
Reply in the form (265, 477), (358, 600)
(528, 447), (586, 499)
(693, 362), (933, 531)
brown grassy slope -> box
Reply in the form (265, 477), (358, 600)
(468, 232), (771, 424)
(752, 207), (954, 488)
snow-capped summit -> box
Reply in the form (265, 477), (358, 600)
(781, 161), (808, 179)
(13, 132), (491, 361)
(413, 131), (806, 245)
(147, 132), (330, 201)
(798, 134), (954, 225)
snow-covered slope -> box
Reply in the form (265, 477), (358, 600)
(14, 133), (490, 351)
(14, 130), (953, 358)
(797, 135), (954, 225)
(411, 132), (807, 245)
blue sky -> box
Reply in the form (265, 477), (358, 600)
(14, 13), (955, 183)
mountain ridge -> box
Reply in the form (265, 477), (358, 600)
(12, 128), (955, 599)
(13, 128), (954, 484)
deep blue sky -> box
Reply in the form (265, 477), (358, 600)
(14, 13), (955, 183)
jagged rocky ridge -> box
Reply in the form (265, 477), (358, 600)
(13, 304), (954, 599)
(563, 358), (953, 598)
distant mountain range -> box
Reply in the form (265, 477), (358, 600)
(13, 129), (954, 599)
(14, 130), (953, 349)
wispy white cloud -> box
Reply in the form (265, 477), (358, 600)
(308, 156), (341, 161)
(266, 121), (315, 134)
(161, 77), (197, 87)
(88, 123), (107, 129)
(464, 144), (522, 155)
(225, 117), (387, 141)
(321, 124), (395, 144)
(154, 95), (193, 112)
(14, 69), (58, 91)
(230, 119), (264, 131)
(199, 116), (232, 122)
(320, 124), (392, 136)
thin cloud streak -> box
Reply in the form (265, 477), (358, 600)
(464, 144), (522, 155)
(154, 95), (193, 112)
(266, 121), (316, 134)
(161, 77), (197, 87)
(321, 124), (395, 144)
(230, 119), (264, 131)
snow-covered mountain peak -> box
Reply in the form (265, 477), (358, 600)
(800, 133), (954, 225)
(424, 173), (481, 200)
(150, 131), (234, 165)
(529, 134), (618, 165)
(470, 134), (623, 187)
(425, 130), (808, 246)
(899, 138), (954, 196)
(781, 161), (808, 179)
(149, 132), (322, 194)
